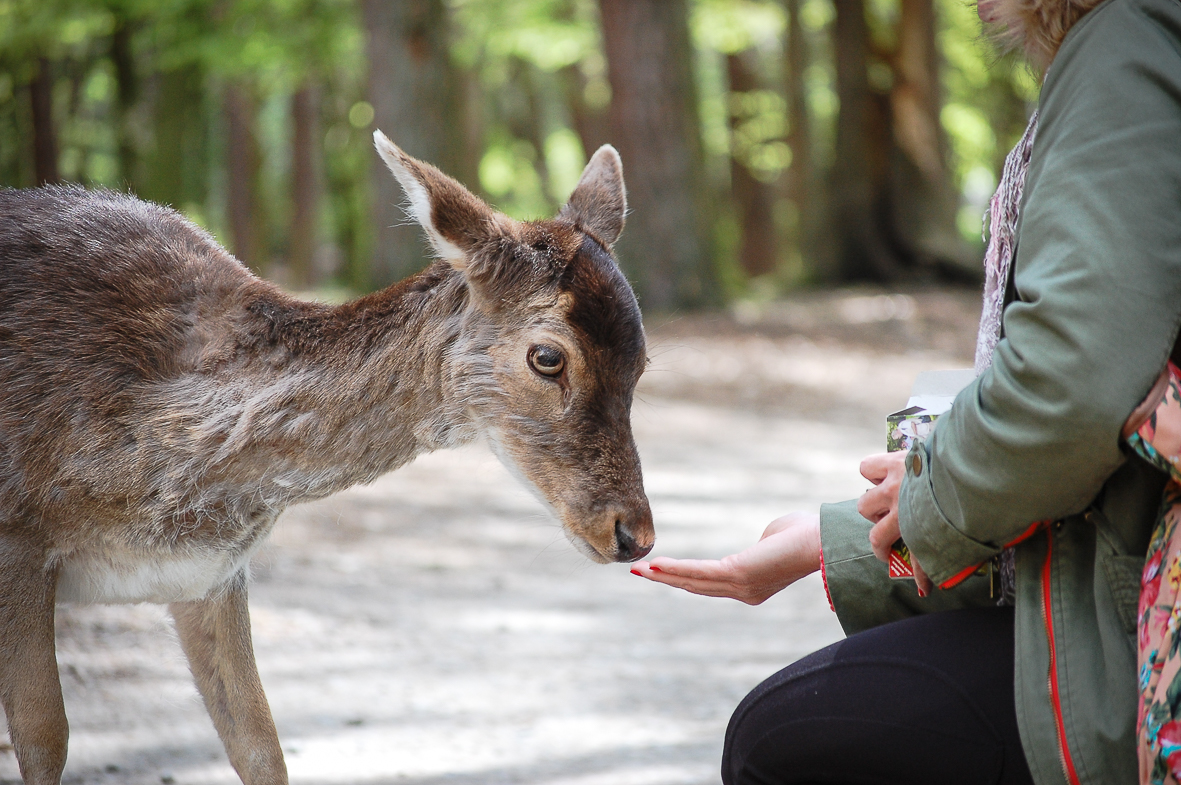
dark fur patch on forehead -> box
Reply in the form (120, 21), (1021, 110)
(519, 220), (582, 259)
(560, 236), (645, 371)
(459, 220), (580, 300)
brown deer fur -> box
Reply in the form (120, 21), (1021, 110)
(0, 132), (653, 785)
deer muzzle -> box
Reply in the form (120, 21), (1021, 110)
(573, 501), (654, 563)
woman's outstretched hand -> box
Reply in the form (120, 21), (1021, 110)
(629, 512), (822, 605)
(858, 452), (934, 596)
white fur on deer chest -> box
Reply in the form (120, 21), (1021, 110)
(55, 538), (265, 605)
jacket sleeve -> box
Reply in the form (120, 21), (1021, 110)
(820, 500), (994, 635)
(898, 2), (1181, 587)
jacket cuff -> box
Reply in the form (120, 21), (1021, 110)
(819, 499), (893, 634)
(898, 441), (1000, 585)
(819, 543), (835, 613)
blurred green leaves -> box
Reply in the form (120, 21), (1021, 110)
(0, 0), (1039, 294)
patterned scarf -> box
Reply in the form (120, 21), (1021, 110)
(975, 111), (1039, 374)
(975, 112), (1039, 604)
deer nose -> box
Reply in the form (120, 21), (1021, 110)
(614, 511), (654, 563)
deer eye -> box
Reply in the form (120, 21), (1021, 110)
(528, 345), (566, 378)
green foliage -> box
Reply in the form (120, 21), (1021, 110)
(452, 0), (600, 72)
(0, 0), (1039, 296)
(693, 0), (785, 54)
(450, 0), (602, 218)
(938, 0), (1038, 245)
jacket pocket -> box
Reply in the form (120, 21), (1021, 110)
(1103, 554), (1144, 635)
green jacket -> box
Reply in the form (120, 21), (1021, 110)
(819, 1), (1181, 783)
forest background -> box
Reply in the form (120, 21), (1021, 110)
(0, 0), (1037, 311)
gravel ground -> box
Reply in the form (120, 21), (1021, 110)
(0, 286), (981, 785)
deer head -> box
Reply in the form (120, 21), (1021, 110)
(374, 131), (653, 564)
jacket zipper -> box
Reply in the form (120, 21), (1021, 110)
(1042, 527), (1082, 785)
(924, 519), (1080, 781)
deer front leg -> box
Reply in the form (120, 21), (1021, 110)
(171, 570), (287, 785)
(0, 534), (67, 785)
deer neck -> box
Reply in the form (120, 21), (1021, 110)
(192, 263), (483, 505)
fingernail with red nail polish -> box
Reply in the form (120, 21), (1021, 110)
(630, 569), (642, 576)
(650, 565), (663, 573)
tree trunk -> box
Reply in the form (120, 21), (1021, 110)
(726, 52), (778, 279)
(29, 58), (60, 185)
(562, 64), (610, 164)
(289, 84), (321, 289)
(457, 66), (485, 198)
(782, 0), (817, 271)
(143, 67), (206, 210)
(892, 0), (943, 183)
(223, 83), (264, 272)
(362, 0), (464, 288)
(890, 0), (976, 277)
(110, 16), (139, 190)
(508, 62), (556, 206)
(599, 0), (713, 310)
(829, 0), (901, 281)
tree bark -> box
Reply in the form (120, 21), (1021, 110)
(223, 83), (264, 272)
(892, 0), (943, 183)
(29, 58), (60, 185)
(507, 62), (556, 206)
(110, 16), (139, 190)
(599, 0), (714, 310)
(890, 0), (975, 276)
(143, 67), (205, 209)
(107, 14), (140, 188)
(289, 84), (321, 288)
(562, 64), (610, 164)
(782, 0), (816, 269)
(727, 52), (778, 279)
(362, 0), (464, 288)
(829, 0), (901, 281)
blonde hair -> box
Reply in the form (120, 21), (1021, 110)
(989, 0), (1109, 70)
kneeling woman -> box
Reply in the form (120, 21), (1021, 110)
(633, 0), (1181, 782)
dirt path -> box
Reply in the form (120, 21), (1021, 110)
(0, 287), (981, 785)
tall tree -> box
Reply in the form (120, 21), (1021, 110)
(109, 11), (139, 190)
(141, 66), (206, 209)
(362, 0), (464, 288)
(561, 64), (609, 164)
(827, 0), (974, 282)
(829, 0), (899, 281)
(782, 0), (815, 268)
(289, 84), (321, 288)
(727, 51), (778, 278)
(599, 0), (714, 310)
(890, 0), (973, 276)
(892, 0), (943, 184)
(223, 83), (264, 272)
(29, 57), (60, 185)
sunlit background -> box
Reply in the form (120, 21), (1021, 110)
(0, 3), (1017, 783)
(0, 0), (1036, 310)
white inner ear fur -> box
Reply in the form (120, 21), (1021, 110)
(373, 130), (467, 268)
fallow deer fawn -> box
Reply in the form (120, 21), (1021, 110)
(0, 131), (653, 785)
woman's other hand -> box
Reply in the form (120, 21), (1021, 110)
(629, 512), (821, 605)
(858, 452), (934, 596)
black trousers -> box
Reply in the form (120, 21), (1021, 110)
(722, 607), (1035, 785)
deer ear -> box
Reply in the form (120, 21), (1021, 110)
(373, 129), (495, 270)
(559, 144), (626, 248)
